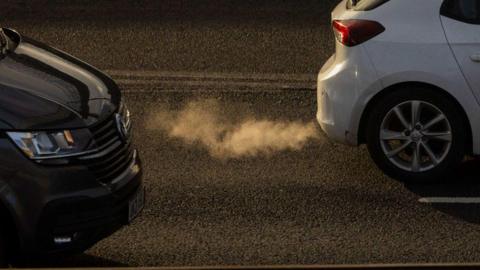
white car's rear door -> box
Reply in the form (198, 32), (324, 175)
(441, 0), (480, 102)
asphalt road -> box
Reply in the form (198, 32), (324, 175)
(35, 88), (480, 267)
(4, 2), (480, 268)
(1, 2), (335, 75)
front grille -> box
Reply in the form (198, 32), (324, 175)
(79, 113), (134, 184)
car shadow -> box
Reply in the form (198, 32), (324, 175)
(405, 158), (480, 224)
(16, 253), (128, 268)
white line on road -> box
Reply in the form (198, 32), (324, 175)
(116, 79), (316, 89)
(106, 70), (317, 82)
(418, 197), (480, 204)
(106, 70), (317, 91)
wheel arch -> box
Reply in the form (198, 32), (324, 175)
(357, 81), (473, 154)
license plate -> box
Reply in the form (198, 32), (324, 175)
(128, 187), (145, 223)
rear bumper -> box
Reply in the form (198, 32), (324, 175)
(316, 54), (358, 145)
(316, 45), (382, 145)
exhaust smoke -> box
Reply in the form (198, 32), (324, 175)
(147, 99), (320, 159)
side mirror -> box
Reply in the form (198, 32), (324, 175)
(0, 29), (7, 55)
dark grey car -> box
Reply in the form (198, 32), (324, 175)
(0, 28), (144, 265)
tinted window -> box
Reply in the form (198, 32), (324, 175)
(441, 0), (480, 24)
(346, 0), (389, 11)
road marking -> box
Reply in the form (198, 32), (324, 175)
(116, 79), (316, 89)
(121, 88), (315, 94)
(418, 197), (480, 204)
(106, 70), (316, 82)
(106, 70), (317, 91)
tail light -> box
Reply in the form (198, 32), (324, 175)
(332, 20), (385, 47)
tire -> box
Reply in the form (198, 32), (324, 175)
(365, 87), (467, 183)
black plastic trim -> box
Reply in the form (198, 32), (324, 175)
(346, 0), (390, 11)
(441, 0), (480, 25)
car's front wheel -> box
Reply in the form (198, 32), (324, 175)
(366, 87), (467, 183)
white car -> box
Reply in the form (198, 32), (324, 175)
(317, 0), (480, 182)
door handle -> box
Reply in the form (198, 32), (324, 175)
(471, 54), (480, 62)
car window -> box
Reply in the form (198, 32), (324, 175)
(441, 0), (480, 24)
(346, 0), (390, 11)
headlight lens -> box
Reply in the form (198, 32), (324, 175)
(7, 129), (95, 159)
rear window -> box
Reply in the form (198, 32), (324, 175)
(441, 0), (480, 24)
(346, 0), (390, 11)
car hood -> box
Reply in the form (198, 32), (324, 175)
(0, 29), (120, 130)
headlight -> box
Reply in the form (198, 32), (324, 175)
(7, 129), (95, 159)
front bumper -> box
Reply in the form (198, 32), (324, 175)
(37, 158), (143, 255)
(0, 136), (143, 257)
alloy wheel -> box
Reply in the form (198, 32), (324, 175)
(379, 100), (452, 173)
